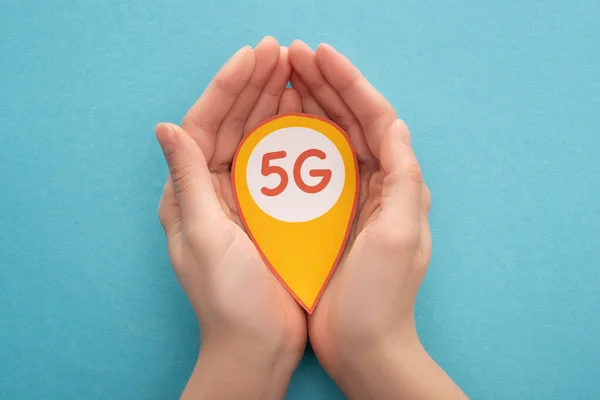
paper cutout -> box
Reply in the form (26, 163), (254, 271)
(232, 113), (359, 313)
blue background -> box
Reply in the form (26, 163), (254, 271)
(1, 1), (599, 398)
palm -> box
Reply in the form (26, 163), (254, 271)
(209, 216), (307, 348)
(349, 163), (383, 243)
(308, 145), (389, 358)
(211, 171), (241, 225)
(206, 129), (306, 348)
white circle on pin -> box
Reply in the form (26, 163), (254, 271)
(246, 127), (345, 223)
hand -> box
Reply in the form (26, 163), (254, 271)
(290, 41), (466, 399)
(156, 37), (306, 399)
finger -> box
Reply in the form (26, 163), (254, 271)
(277, 88), (302, 114)
(379, 121), (422, 225)
(289, 71), (327, 118)
(419, 215), (432, 268)
(181, 46), (255, 162)
(421, 182), (432, 216)
(158, 175), (181, 236)
(289, 40), (373, 162)
(245, 46), (293, 129)
(315, 43), (405, 159)
(419, 183), (432, 267)
(155, 123), (222, 227)
(209, 37), (280, 170)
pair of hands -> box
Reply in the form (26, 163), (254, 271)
(156, 37), (464, 399)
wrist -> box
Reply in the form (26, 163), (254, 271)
(321, 316), (421, 375)
(330, 340), (423, 400)
(202, 335), (302, 376)
(324, 333), (467, 400)
(332, 330), (423, 382)
(316, 324), (423, 397)
(182, 337), (301, 400)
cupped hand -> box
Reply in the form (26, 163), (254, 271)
(156, 38), (307, 396)
(289, 41), (432, 370)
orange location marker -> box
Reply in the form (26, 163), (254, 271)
(232, 113), (359, 313)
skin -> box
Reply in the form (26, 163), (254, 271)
(289, 40), (468, 399)
(156, 36), (468, 399)
(157, 37), (306, 399)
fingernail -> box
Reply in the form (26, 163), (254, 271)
(317, 43), (335, 53)
(257, 35), (275, 47)
(255, 36), (267, 48)
(279, 46), (289, 60)
(292, 39), (311, 49)
(155, 123), (176, 155)
(228, 45), (252, 63)
(239, 45), (253, 53)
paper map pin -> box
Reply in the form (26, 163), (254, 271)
(232, 113), (359, 313)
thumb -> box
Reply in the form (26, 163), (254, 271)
(155, 123), (221, 227)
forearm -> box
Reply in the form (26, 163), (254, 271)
(181, 339), (298, 400)
(330, 339), (467, 400)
